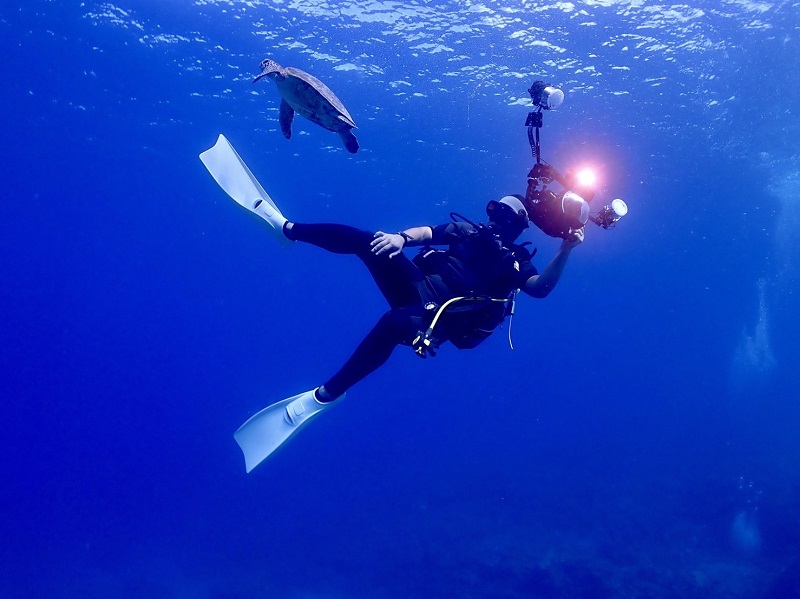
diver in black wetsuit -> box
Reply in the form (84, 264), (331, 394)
(283, 194), (584, 402)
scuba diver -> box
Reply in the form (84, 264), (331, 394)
(200, 134), (584, 472)
(283, 195), (583, 397)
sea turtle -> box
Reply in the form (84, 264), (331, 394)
(253, 59), (359, 154)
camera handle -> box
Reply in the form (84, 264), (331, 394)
(525, 110), (544, 164)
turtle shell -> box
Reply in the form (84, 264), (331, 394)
(280, 67), (357, 131)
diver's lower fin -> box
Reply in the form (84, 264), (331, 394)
(233, 389), (342, 473)
(199, 134), (291, 245)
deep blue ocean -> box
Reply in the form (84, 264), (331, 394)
(2, 1), (800, 597)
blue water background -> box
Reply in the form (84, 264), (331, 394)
(2, 1), (800, 597)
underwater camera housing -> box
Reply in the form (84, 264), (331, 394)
(528, 81), (564, 111)
(523, 81), (628, 240)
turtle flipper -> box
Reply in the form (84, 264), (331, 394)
(279, 98), (295, 140)
(338, 129), (359, 154)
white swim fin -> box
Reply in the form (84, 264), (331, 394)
(199, 134), (291, 246)
(233, 389), (342, 473)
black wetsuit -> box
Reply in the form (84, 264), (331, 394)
(286, 222), (537, 398)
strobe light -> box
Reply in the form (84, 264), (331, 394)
(528, 81), (564, 110)
(590, 199), (629, 229)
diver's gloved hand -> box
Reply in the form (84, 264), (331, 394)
(370, 231), (406, 259)
(561, 226), (585, 251)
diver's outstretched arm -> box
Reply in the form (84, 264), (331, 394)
(522, 227), (584, 298)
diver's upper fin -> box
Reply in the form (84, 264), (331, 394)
(234, 389), (342, 473)
(199, 134), (291, 246)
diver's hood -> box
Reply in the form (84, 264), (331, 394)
(487, 195), (530, 229)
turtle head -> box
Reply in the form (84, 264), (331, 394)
(253, 59), (284, 83)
